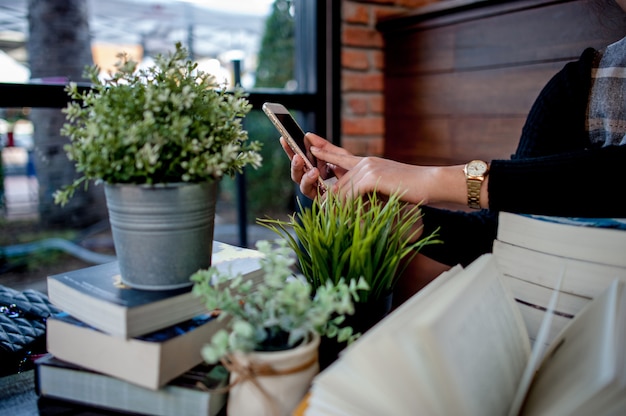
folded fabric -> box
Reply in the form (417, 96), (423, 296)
(0, 285), (61, 376)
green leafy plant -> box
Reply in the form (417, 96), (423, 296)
(191, 239), (368, 363)
(259, 189), (441, 303)
(55, 42), (262, 205)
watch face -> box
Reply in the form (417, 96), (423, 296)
(467, 160), (488, 176)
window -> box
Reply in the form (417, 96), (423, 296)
(0, 1), (339, 283)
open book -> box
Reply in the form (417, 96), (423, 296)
(305, 254), (626, 415)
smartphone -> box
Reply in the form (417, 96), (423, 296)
(262, 102), (333, 189)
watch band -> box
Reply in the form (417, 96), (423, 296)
(467, 179), (482, 209)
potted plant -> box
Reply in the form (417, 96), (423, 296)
(259, 189), (440, 365)
(191, 239), (367, 416)
(55, 42), (262, 290)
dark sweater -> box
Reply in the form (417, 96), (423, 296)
(420, 47), (626, 266)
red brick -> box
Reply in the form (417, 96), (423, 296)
(346, 96), (370, 115)
(342, 116), (384, 136)
(352, 0), (396, 5)
(369, 95), (385, 114)
(345, 93), (385, 115)
(374, 6), (410, 20)
(342, 49), (370, 70)
(342, 136), (385, 157)
(342, 72), (384, 92)
(342, 26), (384, 48)
(343, 2), (370, 24)
(372, 50), (384, 70)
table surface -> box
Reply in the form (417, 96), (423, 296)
(0, 371), (39, 415)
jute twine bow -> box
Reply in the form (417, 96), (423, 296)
(197, 351), (318, 416)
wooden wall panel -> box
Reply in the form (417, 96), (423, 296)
(385, 62), (563, 116)
(386, 117), (525, 164)
(380, 0), (626, 166)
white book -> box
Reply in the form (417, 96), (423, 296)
(496, 212), (626, 268)
(36, 355), (227, 416)
(46, 312), (225, 390)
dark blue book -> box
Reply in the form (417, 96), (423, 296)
(47, 241), (263, 338)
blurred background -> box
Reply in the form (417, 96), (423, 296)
(0, 0), (307, 292)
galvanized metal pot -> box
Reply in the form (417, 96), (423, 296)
(104, 181), (217, 290)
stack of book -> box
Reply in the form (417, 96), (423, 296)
(36, 241), (265, 416)
(493, 212), (626, 346)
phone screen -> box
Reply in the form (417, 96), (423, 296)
(274, 112), (316, 165)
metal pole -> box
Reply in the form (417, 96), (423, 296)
(232, 59), (248, 247)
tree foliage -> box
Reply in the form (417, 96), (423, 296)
(254, 0), (295, 88)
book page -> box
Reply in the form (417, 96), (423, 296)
(307, 265), (465, 415)
(520, 280), (622, 415)
(413, 255), (531, 416)
(309, 256), (530, 416)
(508, 266), (564, 416)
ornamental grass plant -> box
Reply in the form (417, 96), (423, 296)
(259, 189), (441, 303)
(55, 42), (262, 205)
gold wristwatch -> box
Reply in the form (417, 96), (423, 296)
(463, 160), (489, 209)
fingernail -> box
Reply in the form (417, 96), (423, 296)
(310, 146), (319, 152)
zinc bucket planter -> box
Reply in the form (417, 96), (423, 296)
(104, 181), (217, 290)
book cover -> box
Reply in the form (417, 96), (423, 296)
(36, 355), (228, 416)
(46, 311), (225, 390)
(496, 212), (626, 268)
(47, 240), (263, 338)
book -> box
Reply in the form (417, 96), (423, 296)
(496, 212), (626, 267)
(304, 254), (626, 415)
(46, 311), (225, 390)
(35, 355), (228, 416)
(493, 212), (626, 345)
(47, 240), (264, 338)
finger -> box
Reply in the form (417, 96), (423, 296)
(291, 154), (306, 183)
(304, 132), (329, 147)
(301, 167), (321, 199)
(306, 132), (351, 156)
(311, 146), (361, 170)
(280, 137), (295, 160)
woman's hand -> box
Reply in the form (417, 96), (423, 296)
(280, 133), (351, 199)
(310, 146), (440, 206)
(281, 132), (470, 208)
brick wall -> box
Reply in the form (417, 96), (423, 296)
(340, 0), (436, 156)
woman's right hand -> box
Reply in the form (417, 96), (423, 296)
(280, 133), (352, 200)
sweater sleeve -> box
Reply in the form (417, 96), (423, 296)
(418, 206), (497, 267)
(488, 145), (626, 217)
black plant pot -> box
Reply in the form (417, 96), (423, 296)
(319, 292), (393, 370)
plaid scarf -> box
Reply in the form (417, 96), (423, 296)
(587, 35), (626, 146)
